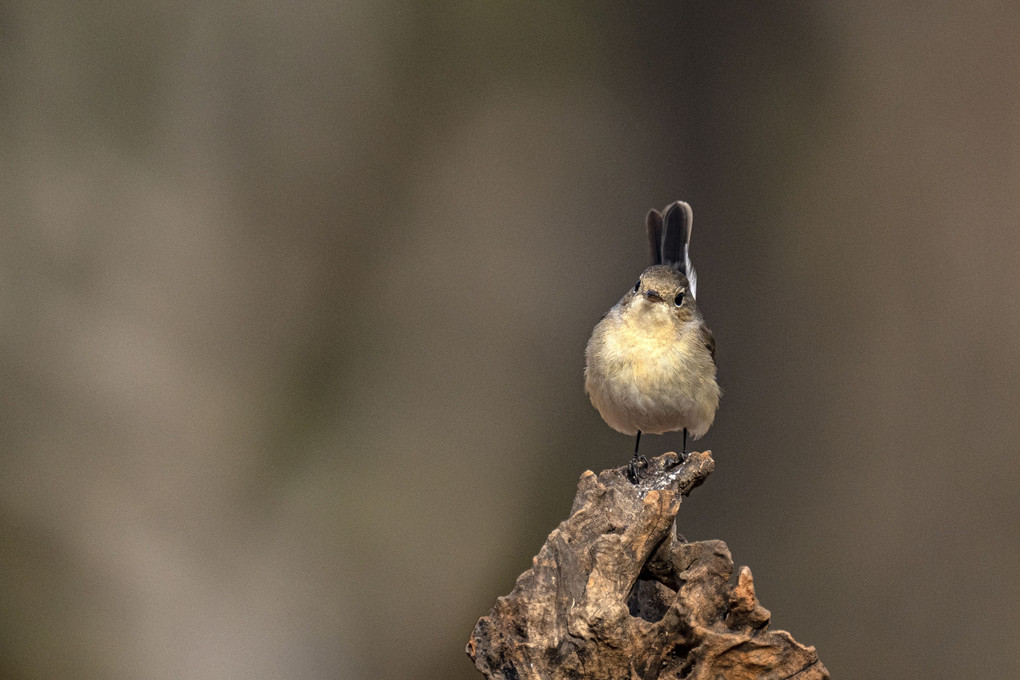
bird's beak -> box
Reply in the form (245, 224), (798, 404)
(644, 289), (664, 302)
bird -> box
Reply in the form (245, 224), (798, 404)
(584, 201), (720, 476)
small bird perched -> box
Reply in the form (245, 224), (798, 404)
(584, 201), (720, 471)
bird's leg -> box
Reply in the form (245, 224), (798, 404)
(681, 428), (688, 461)
(627, 431), (648, 483)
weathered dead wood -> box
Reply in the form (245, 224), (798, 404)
(466, 451), (829, 680)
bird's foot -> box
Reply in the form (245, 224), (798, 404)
(626, 453), (649, 484)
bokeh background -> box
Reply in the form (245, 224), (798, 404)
(2, 2), (1018, 678)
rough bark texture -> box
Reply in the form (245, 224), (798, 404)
(466, 451), (829, 680)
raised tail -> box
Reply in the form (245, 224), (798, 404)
(648, 201), (697, 298)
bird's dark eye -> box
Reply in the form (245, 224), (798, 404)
(633, 281), (640, 292)
(674, 291), (684, 306)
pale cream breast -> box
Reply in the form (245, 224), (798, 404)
(584, 302), (719, 438)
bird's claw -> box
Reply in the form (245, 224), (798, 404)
(626, 454), (649, 484)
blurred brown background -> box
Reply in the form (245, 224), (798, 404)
(2, 2), (1018, 678)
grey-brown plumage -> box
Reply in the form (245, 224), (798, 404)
(585, 202), (719, 451)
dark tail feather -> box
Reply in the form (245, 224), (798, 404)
(646, 209), (663, 265)
(660, 201), (693, 273)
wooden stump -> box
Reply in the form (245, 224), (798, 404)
(466, 451), (829, 680)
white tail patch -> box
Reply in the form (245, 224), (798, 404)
(685, 245), (697, 299)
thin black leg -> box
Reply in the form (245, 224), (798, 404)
(682, 429), (688, 458)
(634, 430), (642, 455)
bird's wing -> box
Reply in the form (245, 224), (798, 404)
(700, 323), (716, 361)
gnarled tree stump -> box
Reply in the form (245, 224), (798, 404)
(466, 451), (828, 680)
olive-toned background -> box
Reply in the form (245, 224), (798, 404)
(2, 3), (1017, 679)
